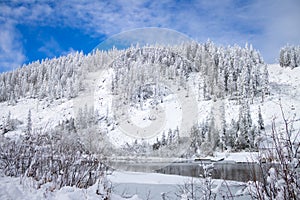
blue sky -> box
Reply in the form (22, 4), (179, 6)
(0, 0), (299, 72)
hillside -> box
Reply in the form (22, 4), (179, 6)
(0, 42), (299, 157)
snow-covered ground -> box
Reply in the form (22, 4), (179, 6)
(0, 171), (248, 200)
(0, 174), (140, 200)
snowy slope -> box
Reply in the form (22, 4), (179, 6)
(1, 63), (300, 146)
(0, 97), (74, 139)
(260, 64), (300, 137)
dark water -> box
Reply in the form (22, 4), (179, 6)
(157, 162), (263, 182)
(109, 161), (264, 182)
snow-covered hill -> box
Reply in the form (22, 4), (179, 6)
(0, 42), (299, 155)
(0, 63), (298, 142)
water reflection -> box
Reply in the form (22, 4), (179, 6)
(110, 161), (265, 182)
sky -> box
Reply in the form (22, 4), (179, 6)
(0, 0), (300, 72)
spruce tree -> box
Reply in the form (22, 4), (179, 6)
(27, 109), (32, 134)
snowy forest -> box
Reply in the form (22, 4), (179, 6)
(0, 42), (269, 104)
(279, 44), (300, 69)
(0, 41), (269, 154)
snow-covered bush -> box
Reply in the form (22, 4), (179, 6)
(0, 128), (111, 197)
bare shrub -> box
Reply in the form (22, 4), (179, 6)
(0, 128), (111, 196)
(246, 104), (300, 199)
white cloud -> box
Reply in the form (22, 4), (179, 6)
(0, 22), (26, 70)
(38, 37), (62, 58)
(255, 0), (300, 62)
(0, 0), (299, 66)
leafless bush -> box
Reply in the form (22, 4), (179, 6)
(246, 104), (300, 200)
(176, 163), (220, 200)
(0, 128), (111, 196)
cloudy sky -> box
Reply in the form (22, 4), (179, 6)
(0, 0), (299, 72)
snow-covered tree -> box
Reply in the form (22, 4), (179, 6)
(257, 106), (264, 131)
(3, 111), (14, 134)
(235, 100), (254, 150)
(279, 45), (300, 69)
(26, 109), (32, 134)
(161, 131), (167, 146)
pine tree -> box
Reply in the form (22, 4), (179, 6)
(190, 124), (201, 154)
(227, 119), (237, 149)
(262, 64), (269, 102)
(258, 106), (265, 132)
(175, 126), (180, 144)
(27, 109), (32, 134)
(279, 47), (285, 67)
(3, 111), (13, 134)
(161, 131), (166, 146)
(219, 102), (227, 151)
(167, 129), (173, 145)
(235, 100), (254, 150)
(9, 90), (16, 105)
